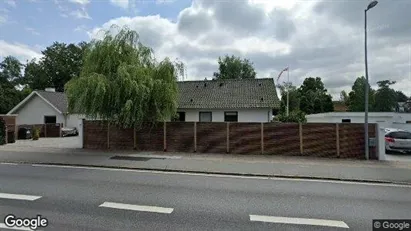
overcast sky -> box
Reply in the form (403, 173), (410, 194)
(1, 0), (410, 99)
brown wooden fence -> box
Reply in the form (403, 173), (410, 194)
(18, 124), (62, 138)
(83, 121), (378, 159)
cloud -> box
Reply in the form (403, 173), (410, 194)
(110, 0), (129, 9)
(5, 0), (16, 8)
(0, 40), (42, 62)
(0, 15), (7, 25)
(70, 8), (92, 19)
(89, 0), (411, 99)
(25, 27), (40, 36)
(69, 0), (90, 5)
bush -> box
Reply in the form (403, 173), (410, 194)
(0, 118), (5, 145)
(274, 110), (307, 123)
(32, 128), (40, 140)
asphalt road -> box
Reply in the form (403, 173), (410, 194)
(0, 163), (410, 231)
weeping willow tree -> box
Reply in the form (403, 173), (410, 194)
(65, 26), (184, 128)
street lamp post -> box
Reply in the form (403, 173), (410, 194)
(364, 0), (378, 160)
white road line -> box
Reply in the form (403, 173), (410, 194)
(30, 164), (411, 188)
(0, 162), (18, 165)
(99, 202), (174, 214)
(0, 193), (41, 201)
(0, 223), (42, 230)
(249, 215), (349, 229)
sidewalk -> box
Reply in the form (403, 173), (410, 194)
(1, 148), (411, 184)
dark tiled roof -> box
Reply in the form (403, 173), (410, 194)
(177, 78), (280, 109)
(36, 90), (68, 113)
(33, 78), (280, 113)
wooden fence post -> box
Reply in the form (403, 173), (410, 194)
(44, 124), (47, 137)
(82, 119), (85, 149)
(107, 122), (110, 149)
(299, 123), (303, 154)
(5, 128), (8, 144)
(226, 122), (230, 153)
(163, 122), (167, 152)
(336, 123), (340, 158)
(194, 122), (197, 152)
(15, 124), (17, 141)
(261, 123), (264, 154)
(133, 126), (137, 150)
(59, 123), (63, 137)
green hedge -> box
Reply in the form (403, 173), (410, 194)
(0, 118), (5, 145)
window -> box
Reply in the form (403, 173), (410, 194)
(176, 112), (186, 122)
(44, 116), (56, 124)
(199, 112), (212, 122)
(224, 111), (238, 122)
(388, 131), (411, 139)
(342, 119), (351, 123)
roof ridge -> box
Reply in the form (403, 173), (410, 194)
(177, 77), (274, 83)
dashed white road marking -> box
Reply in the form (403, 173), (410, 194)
(99, 202), (174, 214)
(249, 215), (349, 229)
(0, 162), (18, 165)
(0, 223), (42, 230)
(0, 192), (41, 201)
(30, 163), (411, 188)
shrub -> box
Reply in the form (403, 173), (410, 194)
(274, 110), (307, 123)
(32, 128), (40, 140)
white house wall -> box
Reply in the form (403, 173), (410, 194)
(15, 95), (65, 125)
(180, 108), (272, 122)
(306, 112), (411, 131)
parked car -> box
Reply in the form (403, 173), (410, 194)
(18, 127), (32, 140)
(384, 128), (411, 154)
(62, 127), (78, 137)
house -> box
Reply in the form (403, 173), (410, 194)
(306, 112), (411, 131)
(7, 78), (280, 127)
(7, 88), (84, 129)
(176, 78), (280, 122)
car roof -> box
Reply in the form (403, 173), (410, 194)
(384, 128), (410, 134)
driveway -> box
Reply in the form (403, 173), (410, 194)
(0, 136), (82, 152)
(383, 152), (411, 162)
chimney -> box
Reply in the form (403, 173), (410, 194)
(45, 88), (55, 92)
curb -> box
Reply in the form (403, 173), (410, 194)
(2, 161), (411, 186)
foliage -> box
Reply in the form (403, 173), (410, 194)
(278, 82), (300, 114)
(0, 57), (31, 114)
(340, 90), (349, 105)
(32, 128), (40, 140)
(396, 90), (408, 102)
(347, 76), (375, 112)
(23, 42), (88, 91)
(0, 56), (23, 86)
(0, 118), (5, 145)
(298, 77), (334, 114)
(213, 55), (256, 80)
(65, 26), (183, 128)
(274, 110), (307, 123)
(373, 80), (397, 112)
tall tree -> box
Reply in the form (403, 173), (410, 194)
(340, 90), (349, 105)
(347, 76), (375, 112)
(0, 57), (29, 114)
(22, 42), (88, 92)
(395, 90), (408, 102)
(298, 77), (333, 114)
(373, 80), (397, 112)
(213, 55), (256, 80)
(0, 56), (23, 86)
(23, 59), (49, 91)
(65, 27), (184, 128)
